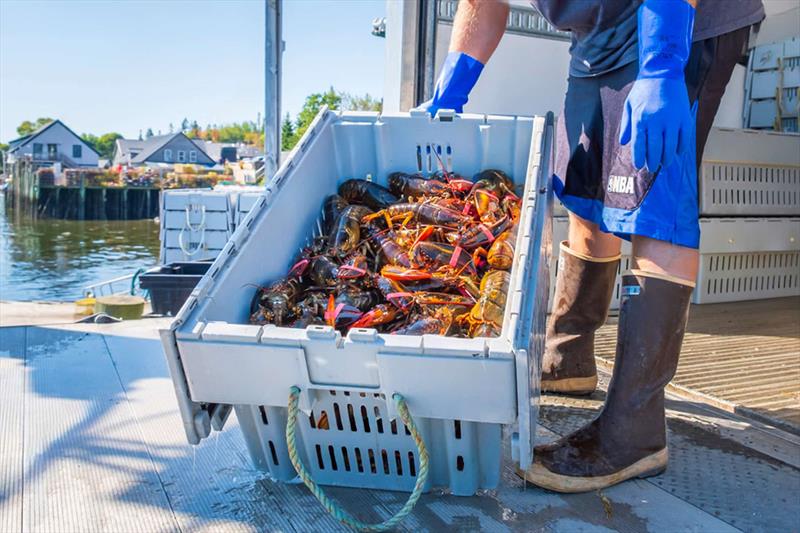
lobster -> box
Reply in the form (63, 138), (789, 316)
(362, 222), (412, 268)
(388, 172), (452, 199)
(487, 227), (517, 270)
(328, 205), (373, 256)
(309, 255), (340, 287)
(339, 179), (399, 210)
(322, 194), (349, 234)
(411, 241), (477, 276)
(249, 277), (304, 326)
(453, 215), (512, 250)
(457, 269), (510, 337)
(471, 169), (516, 198)
(364, 201), (469, 228)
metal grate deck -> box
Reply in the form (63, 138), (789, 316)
(596, 297), (800, 433)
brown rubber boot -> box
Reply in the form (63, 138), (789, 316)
(521, 271), (694, 493)
(542, 241), (620, 395)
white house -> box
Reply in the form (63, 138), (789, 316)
(7, 120), (100, 167)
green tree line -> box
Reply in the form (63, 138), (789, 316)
(7, 88), (381, 160)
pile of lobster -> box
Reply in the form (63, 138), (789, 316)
(249, 169), (520, 338)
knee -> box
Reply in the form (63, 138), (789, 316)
(567, 214), (621, 259)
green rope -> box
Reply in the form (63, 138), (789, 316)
(285, 386), (429, 532)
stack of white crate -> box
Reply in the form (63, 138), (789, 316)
(744, 37), (799, 132)
(160, 187), (265, 265)
(549, 127), (800, 309)
(160, 190), (234, 264)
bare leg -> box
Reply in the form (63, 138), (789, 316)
(567, 212), (622, 259)
(632, 236), (699, 285)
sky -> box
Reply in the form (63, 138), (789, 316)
(0, 0), (386, 142)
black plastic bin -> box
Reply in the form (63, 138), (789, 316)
(139, 261), (213, 316)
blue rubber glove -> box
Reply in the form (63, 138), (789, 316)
(620, 0), (695, 171)
(415, 51), (484, 115)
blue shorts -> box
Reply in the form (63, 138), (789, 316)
(553, 27), (750, 249)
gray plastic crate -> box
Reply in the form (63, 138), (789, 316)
(700, 128), (800, 216)
(160, 109), (555, 496)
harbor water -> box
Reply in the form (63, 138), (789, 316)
(0, 193), (160, 301)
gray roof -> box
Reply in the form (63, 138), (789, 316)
(114, 133), (212, 164)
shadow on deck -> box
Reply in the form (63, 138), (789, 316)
(0, 307), (798, 532)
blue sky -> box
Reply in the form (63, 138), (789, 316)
(0, 0), (386, 142)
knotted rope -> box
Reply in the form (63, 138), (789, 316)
(285, 386), (429, 532)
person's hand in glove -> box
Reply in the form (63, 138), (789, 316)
(620, 0), (695, 171)
(414, 1), (508, 116)
(415, 51), (484, 116)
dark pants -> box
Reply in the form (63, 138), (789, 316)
(553, 27), (751, 248)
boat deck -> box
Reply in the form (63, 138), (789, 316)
(1, 301), (798, 532)
(597, 297), (800, 433)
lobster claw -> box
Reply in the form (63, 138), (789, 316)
(349, 304), (398, 329)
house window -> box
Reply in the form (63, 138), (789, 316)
(33, 143), (43, 156)
(177, 150), (186, 163)
(47, 144), (58, 160)
(164, 149), (173, 162)
(189, 150), (197, 163)
(72, 145), (82, 158)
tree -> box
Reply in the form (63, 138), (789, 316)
(146, 128), (154, 138)
(281, 114), (295, 151)
(80, 132), (122, 159)
(293, 87), (341, 146)
(16, 117), (54, 137)
(340, 92), (382, 112)
(138, 129), (143, 141)
(168, 123), (174, 134)
(181, 118), (190, 131)
(187, 120), (201, 139)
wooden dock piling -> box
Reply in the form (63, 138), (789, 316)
(4, 160), (161, 220)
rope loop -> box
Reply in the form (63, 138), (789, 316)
(285, 386), (429, 532)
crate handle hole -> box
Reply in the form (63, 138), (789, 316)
(317, 410), (330, 430)
(390, 419), (398, 435)
(347, 404), (358, 431)
(368, 449), (377, 474)
(259, 406), (269, 425)
(456, 455), (465, 472)
(268, 440), (279, 466)
(315, 445), (325, 470)
(341, 447), (351, 472)
(454, 420), (462, 439)
(374, 406), (384, 434)
(328, 445), (339, 470)
(355, 448), (365, 473)
(381, 449), (390, 475)
(333, 403), (344, 430)
(360, 405), (371, 433)
(408, 452), (416, 476)
(394, 450), (404, 476)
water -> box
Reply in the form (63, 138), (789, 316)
(0, 194), (160, 301)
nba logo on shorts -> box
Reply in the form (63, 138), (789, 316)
(607, 175), (634, 195)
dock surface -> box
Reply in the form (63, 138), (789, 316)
(1, 303), (799, 532)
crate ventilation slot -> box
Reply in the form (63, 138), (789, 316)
(416, 143), (453, 174)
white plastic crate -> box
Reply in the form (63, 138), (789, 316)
(700, 128), (800, 216)
(549, 216), (800, 309)
(693, 218), (800, 303)
(160, 189), (233, 264)
(160, 110), (555, 496)
(234, 191), (264, 228)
